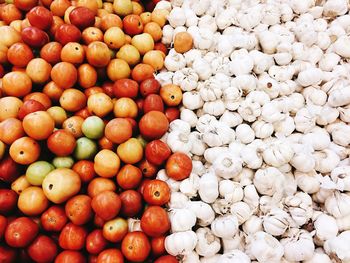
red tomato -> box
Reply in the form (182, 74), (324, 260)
(27, 6), (53, 30)
(139, 111), (169, 140)
(41, 205), (68, 232)
(21, 27), (49, 48)
(97, 249), (124, 263)
(47, 129), (77, 157)
(5, 217), (39, 248)
(166, 152), (192, 181)
(0, 215), (7, 240)
(102, 82), (114, 98)
(123, 14), (143, 36)
(55, 250), (86, 263)
(155, 255), (179, 263)
(27, 235), (58, 263)
(59, 223), (87, 250)
(143, 94), (164, 113)
(55, 24), (81, 45)
(86, 229), (108, 255)
(138, 159), (158, 178)
(116, 164), (142, 190)
(0, 189), (18, 215)
(0, 245), (17, 263)
(140, 206), (170, 237)
(72, 160), (96, 183)
(121, 231), (151, 262)
(151, 236), (166, 257)
(145, 140), (171, 165)
(69, 7), (95, 30)
(113, 79), (139, 99)
(91, 191), (121, 221)
(142, 179), (170, 206)
(0, 156), (23, 183)
(165, 107), (180, 122)
(65, 195), (92, 225)
(119, 190), (142, 217)
(18, 99), (46, 120)
(140, 78), (160, 97)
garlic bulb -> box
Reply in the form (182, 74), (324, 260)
(211, 215), (239, 239)
(219, 180), (243, 203)
(324, 231), (350, 262)
(212, 153), (243, 179)
(169, 208), (197, 232)
(243, 215), (263, 235)
(325, 191), (350, 218)
(218, 250), (251, 263)
(284, 192), (313, 226)
(281, 229), (315, 262)
(198, 172), (219, 204)
(262, 208), (290, 236)
(127, 218), (141, 232)
(187, 201), (215, 227)
(230, 201), (252, 225)
(165, 231), (198, 256)
(195, 227), (221, 257)
(314, 213), (338, 243)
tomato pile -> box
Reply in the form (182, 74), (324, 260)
(0, 0), (190, 262)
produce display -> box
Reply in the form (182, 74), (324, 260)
(1, 0), (350, 262)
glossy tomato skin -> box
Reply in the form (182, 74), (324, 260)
(142, 179), (170, 206)
(27, 235), (58, 263)
(113, 79), (139, 98)
(5, 217), (39, 247)
(65, 195), (92, 225)
(72, 160), (96, 183)
(18, 99), (46, 120)
(91, 191), (121, 221)
(0, 156), (23, 183)
(59, 223), (87, 250)
(140, 78), (160, 97)
(55, 24), (81, 45)
(145, 140), (171, 165)
(119, 190), (142, 217)
(86, 229), (108, 255)
(97, 248), (124, 263)
(143, 94), (164, 113)
(121, 231), (151, 262)
(41, 205), (68, 232)
(116, 164), (142, 190)
(102, 217), (128, 243)
(69, 7), (95, 30)
(123, 14), (143, 36)
(0, 189), (18, 215)
(140, 206), (170, 237)
(166, 152), (193, 181)
(54, 250), (86, 263)
(151, 236), (166, 257)
(21, 26), (49, 48)
(138, 159), (158, 178)
(165, 107), (180, 122)
(27, 6), (53, 30)
(155, 255), (179, 263)
(139, 111), (169, 140)
(47, 129), (77, 157)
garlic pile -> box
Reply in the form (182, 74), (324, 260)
(155, 0), (350, 262)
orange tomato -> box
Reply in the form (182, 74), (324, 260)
(2, 71), (32, 97)
(94, 149), (120, 178)
(22, 111), (55, 140)
(9, 136), (40, 165)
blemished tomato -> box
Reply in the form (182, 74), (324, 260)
(165, 107), (180, 122)
(140, 206), (170, 237)
(5, 217), (39, 248)
(65, 195), (92, 225)
(55, 24), (82, 45)
(160, 84), (183, 107)
(123, 14), (143, 36)
(166, 152), (193, 181)
(138, 159), (158, 178)
(113, 79), (139, 98)
(155, 255), (179, 263)
(9, 136), (41, 165)
(102, 217), (128, 243)
(63, 116), (84, 138)
(7, 43), (34, 67)
(121, 231), (151, 262)
(69, 6), (95, 30)
(73, 160), (96, 183)
(27, 6), (53, 30)
(18, 99), (46, 120)
(142, 179), (170, 206)
(17, 186), (49, 216)
(143, 94), (164, 113)
(91, 191), (121, 221)
(54, 250), (85, 263)
(27, 235), (58, 263)
(59, 223), (87, 250)
(139, 111), (169, 140)
(97, 249), (124, 263)
(145, 140), (171, 165)
(47, 129), (77, 156)
(116, 164), (142, 190)
(41, 205), (68, 232)
(0, 189), (18, 215)
(151, 236), (166, 257)
(87, 178), (116, 198)
(86, 229), (108, 255)
(119, 190), (142, 217)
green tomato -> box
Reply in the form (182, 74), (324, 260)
(74, 137), (98, 160)
(26, 161), (55, 186)
(52, 156), (74, 168)
(82, 116), (105, 139)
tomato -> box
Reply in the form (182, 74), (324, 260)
(155, 255), (179, 263)
(116, 164), (142, 190)
(151, 236), (166, 257)
(0, 155), (22, 183)
(1, 4), (22, 24)
(73, 160), (96, 183)
(69, 7), (95, 30)
(139, 111), (169, 140)
(123, 14), (143, 36)
(86, 41), (111, 68)
(121, 231), (151, 262)
(5, 217), (39, 248)
(142, 179), (170, 206)
(41, 205), (68, 232)
(59, 223), (87, 250)
(23, 111), (55, 140)
(166, 152), (192, 181)
(87, 178), (116, 198)
(104, 118), (132, 144)
(7, 43), (34, 67)
(0, 245), (17, 263)
(102, 217), (128, 242)
(113, 97), (138, 118)
(60, 42), (85, 64)
(104, 27), (125, 50)
(18, 99), (46, 120)
(143, 94), (164, 113)
(14, 0), (38, 11)
(87, 93), (114, 118)
(51, 62), (78, 89)
(2, 71), (32, 98)
(160, 84), (183, 107)
(82, 27), (103, 44)
(65, 195), (92, 225)
(97, 249), (124, 263)
(119, 190), (142, 217)
(27, 235), (58, 263)
(144, 22), (162, 42)
(21, 27), (49, 48)
(78, 64), (97, 89)
(0, 190), (17, 217)
(140, 206), (170, 237)
(100, 14), (122, 31)
(0, 215), (7, 240)
(60, 89), (87, 112)
(94, 149), (120, 178)
(9, 136), (41, 165)
(91, 191), (121, 221)
(27, 6), (53, 30)
(145, 140), (171, 165)
(18, 186), (49, 216)
(154, 42), (168, 55)
(54, 250), (86, 263)
(113, 79), (139, 98)
(138, 159), (158, 178)
(55, 24), (82, 45)
(40, 42), (62, 64)
(86, 229), (108, 255)
(48, 130), (77, 156)
(131, 63), (154, 82)
(117, 138), (143, 164)
(165, 107), (180, 122)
